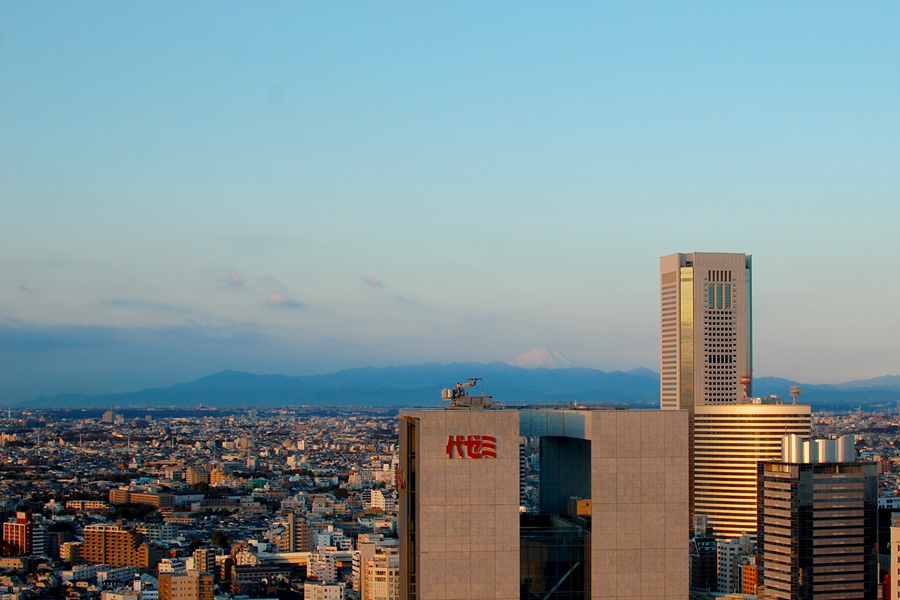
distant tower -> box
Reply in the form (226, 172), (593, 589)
(660, 252), (753, 411)
(661, 252), (755, 529)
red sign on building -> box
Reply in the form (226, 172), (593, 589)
(445, 435), (496, 459)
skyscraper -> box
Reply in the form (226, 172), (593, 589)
(660, 252), (752, 411)
(758, 434), (877, 600)
(661, 252), (812, 542)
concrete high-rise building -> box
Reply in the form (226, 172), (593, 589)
(355, 535), (398, 600)
(660, 252), (753, 411)
(399, 391), (689, 600)
(717, 535), (754, 594)
(82, 524), (160, 569)
(758, 434), (877, 600)
(693, 402), (812, 540)
(363, 547), (399, 600)
(2, 512), (34, 556)
(277, 512), (312, 553)
(190, 548), (217, 574)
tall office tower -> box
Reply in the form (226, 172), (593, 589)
(693, 402), (811, 539)
(399, 392), (689, 600)
(660, 252), (752, 410)
(758, 434), (877, 600)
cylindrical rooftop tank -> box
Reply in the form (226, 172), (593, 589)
(782, 434), (803, 463)
(837, 434), (856, 463)
(815, 439), (834, 463)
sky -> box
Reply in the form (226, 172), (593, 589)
(2, 2), (899, 403)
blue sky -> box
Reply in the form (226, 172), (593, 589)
(2, 2), (899, 402)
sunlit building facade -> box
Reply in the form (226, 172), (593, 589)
(694, 402), (811, 539)
(399, 401), (689, 600)
(660, 252), (753, 411)
(159, 571), (214, 600)
(2, 512), (34, 556)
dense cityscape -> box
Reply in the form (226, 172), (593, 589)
(0, 402), (897, 600)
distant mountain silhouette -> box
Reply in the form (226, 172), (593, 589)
(753, 376), (900, 411)
(23, 365), (900, 411)
(25, 363), (658, 409)
(626, 367), (660, 380)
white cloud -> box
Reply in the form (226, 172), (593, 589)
(226, 270), (243, 286)
(266, 292), (304, 309)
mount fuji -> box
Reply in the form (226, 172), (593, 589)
(508, 347), (579, 369)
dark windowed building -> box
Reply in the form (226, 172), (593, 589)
(758, 434), (877, 600)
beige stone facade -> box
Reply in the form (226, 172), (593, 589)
(400, 407), (689, 600)
(400, 408), (520, 600)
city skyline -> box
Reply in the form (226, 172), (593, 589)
(3, 3), (899, 402)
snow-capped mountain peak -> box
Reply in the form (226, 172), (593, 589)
(508, 347), (579, 369)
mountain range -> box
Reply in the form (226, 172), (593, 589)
(22, 356), (900, 412)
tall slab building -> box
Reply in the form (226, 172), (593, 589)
(660, 252), (812, 541)
(399, 397), (689, 600)
(758, 435), (877, 600)
(660, 252), (753, 411)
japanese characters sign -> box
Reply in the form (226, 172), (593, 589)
(445, 435), (496, 459)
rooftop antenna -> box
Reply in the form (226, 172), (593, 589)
(442, 378), (491, 409)
(741, 373), (751, 400)
(789, 386), (802, 405)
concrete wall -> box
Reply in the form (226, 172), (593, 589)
(591, 410), (689, 600)
(409, 409), (520, 600)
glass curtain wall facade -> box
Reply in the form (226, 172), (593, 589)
(758, 461), (877, 600)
